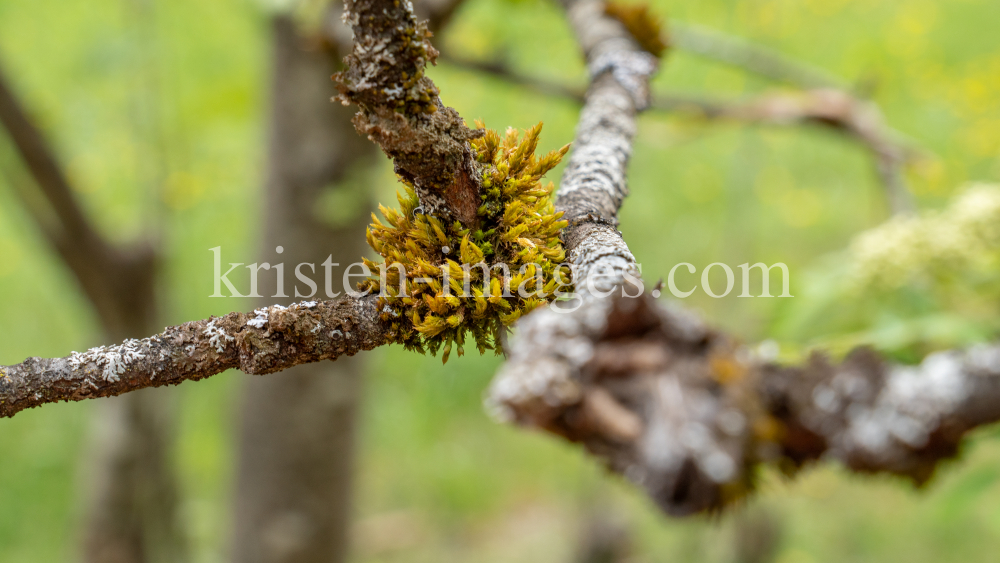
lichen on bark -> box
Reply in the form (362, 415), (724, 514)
(335, 0), (484, 225)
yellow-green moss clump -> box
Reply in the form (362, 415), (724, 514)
(359, 123), (572, 362)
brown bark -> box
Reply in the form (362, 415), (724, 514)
(335, 0), (483, 225)
(2, 0), (996, 526)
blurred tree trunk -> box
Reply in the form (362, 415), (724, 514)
(79, 270), (183, 563)
(229, 16), (375, 563)
(83, 355), (185, 563)
(0, 57), (184, 563)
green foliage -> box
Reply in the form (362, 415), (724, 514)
(359, 123), (571, 362)
(850, 183), (1000, 295)
(773, 184), (1000, 361)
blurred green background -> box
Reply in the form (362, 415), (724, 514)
(1, 0), (999, 561)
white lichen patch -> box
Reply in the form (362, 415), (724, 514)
(247, 308), (269, 329)
(69, 339), (145, 383)
(842, 351), (971, 455)
(204, 319), (235, 353)
(588, 50), (658, 109)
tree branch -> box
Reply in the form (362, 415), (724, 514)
(334, 0), (484, 225)
(0, 296), (386, 417)
(0, 0), (475, 417)
(670, 22), (845, 90)
(677, 88), (916, 214)
(486, 0), (987, 516)
(489, 294), (1000, 515)
(551, 0), (657, 299)
(0, 61), (108, 256)
(439, 52), (916, 214)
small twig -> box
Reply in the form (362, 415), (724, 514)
(439, 51), (587, 102)
(673, 88), (917, 213)
(439, 53), (917, 214)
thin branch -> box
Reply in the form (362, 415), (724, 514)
(439, 53), (916, 214)
(671, 88), (917, 213)
(669, 22), (845, 90)
(550, 0), (657, 299)
(0, 296), (385, 417)
(0, 57), (160, 338)
(439, 51), (587, 102)
(0, 60), (113, 259)
(0, 0), (467, 417)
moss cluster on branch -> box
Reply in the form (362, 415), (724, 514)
(359, 123), (572, 361)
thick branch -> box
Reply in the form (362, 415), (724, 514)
(335, 0), (483, 225)
(487, 0), (973, 517)
(0, 296), (386, 418)
(490, 295), (1000, 515)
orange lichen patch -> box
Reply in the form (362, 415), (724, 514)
(604, 2), (669, 58)
(710, 355), (747, 385)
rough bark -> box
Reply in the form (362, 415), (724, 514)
(229, 15), (374, 563)
(487, 0), (993, 517)
(0, 0), (472, 418)
(335, 0), (483, 225)
(2, 0), (997, 525)
(490, 295), (1000, 515)
(549, 0), (656, 302)
(0, 294), (384, 418)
